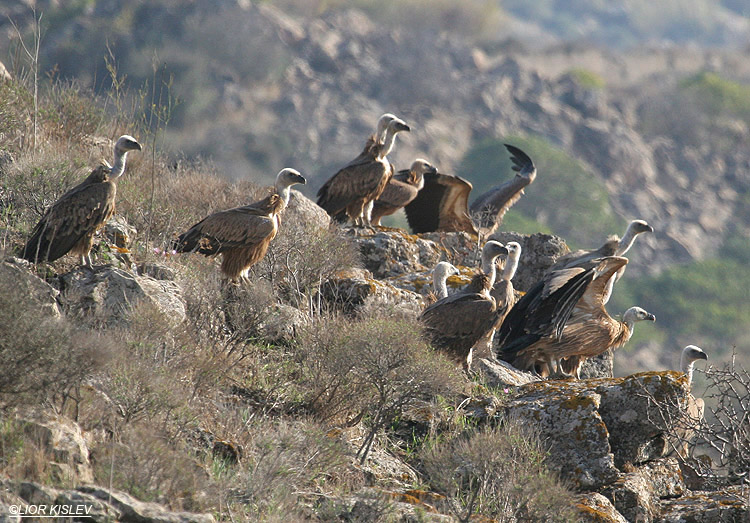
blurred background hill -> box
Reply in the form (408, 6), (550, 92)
(2, 0), (750, 374)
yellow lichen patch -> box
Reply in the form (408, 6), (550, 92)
(561, 395), (596, 411)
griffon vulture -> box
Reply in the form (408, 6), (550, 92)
(403, 144), (536, 236)
(673, 345), (709, 457)
(21, 135), (142, 266)
(172, 168), (306, 284)
(474, 241), (522, 360)
(497, 256), (656, 378)
(420, 241), (509, 370)
(317, 114), (410, 227)
(370, 159), (436, 226)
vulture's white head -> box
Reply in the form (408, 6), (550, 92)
(275, 168), (307, 205)
(617, 219), (654, 255)
(503, 241), (522, 280)
(680, 345), (708, 387)
(110, 135), (142, 178)
(622, 306), (656, 327)
(375, 113), (397, 143)
(480, 240), (508, 278)
(409, 158), (436, 188)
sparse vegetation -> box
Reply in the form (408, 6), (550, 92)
(420, 420), (576, 522)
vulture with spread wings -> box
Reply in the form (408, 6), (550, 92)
(403, 144), (536, 236)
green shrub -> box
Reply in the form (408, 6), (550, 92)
(298, 315), (462, 462)
(420, 420), (576, 522)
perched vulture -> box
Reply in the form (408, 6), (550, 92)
(497, 256), (656, 378)
(370, 159), (436, 226)
(676, 345), (708, 457)
(549, 219), (653, 375)
(172, 168), (306, 284)
(21, 135), (142, 266)
(420, 241), (509, 370)
(403, 144), (536, 236)
(317, 114), (410, 227)
(474, 241), (522, 360)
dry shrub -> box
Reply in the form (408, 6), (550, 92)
(298, 314), (463, 462)
(0, 275), (106, 411)
(235, 418), (353, 520)
(0, 418), (58, 485)
(257, 218), (360, 307)
(91, 424), (210, 512)
(420, 420), (576, 523)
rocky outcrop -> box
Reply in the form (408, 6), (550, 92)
(17, 411), (93, 484)
(5, 481), (216, 523)
(321, 267), (423, 315)
(351, 229), (443, 279)
(58, 266), (186, 326)
(1, 259), (61, 319)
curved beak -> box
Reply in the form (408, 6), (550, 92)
(294, 173), (307, 185)
(646, 313), (656, 322)
(696, 351), (708, 360)
(395, 121), (411, 133)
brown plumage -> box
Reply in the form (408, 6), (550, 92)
(498, 256), (655, 378)
(371, 159), (435, 226)
(420, 241), (508, 370)
(172, 168), (306, 283)
(21, 135), (142, 266)
(317, 114), (410, 227)
(404, 144), (536, 235)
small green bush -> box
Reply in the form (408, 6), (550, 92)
(420, 420), (576, 522)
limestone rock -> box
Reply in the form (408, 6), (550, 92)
(601, 458), (685, 523)
(579, 349), (615, 379)
(474, 357), (540, 388)
(1, 259), (61, 319)
(657, 486), (749, 523)
(138, 262), (177, 281)
(18, 412), (93, 484)
(322, 267), (424, 315)
(258, 303), (309, 344)
(489, 231), (569, 292)
(104, 216), (136, 249)
(351, 229), (442, 279)
(286, 189), (330, 230)
(574, 493), (628, 522)
(58, 266), (186, 326)
(78, 486), (216, 523)
(596, 371), (691, 467)
(504, 384), (619, 489)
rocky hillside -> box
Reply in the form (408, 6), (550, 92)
(2, 207), (749, 521)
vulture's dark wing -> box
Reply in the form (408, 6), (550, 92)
(21, 166), (115, 263)
(403, 171), (475, 234)
(173, 202), (277, 256)
(495, 266), (594, 360)
(469, 144), (536, 234)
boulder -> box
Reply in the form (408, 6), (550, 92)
(574, 493), (628, 522)
(474, 357), (539, 388)
(351, 229), (442, 279)
(1, 259), (61, 319)
(10, 481), (216, 523)
(258, 303), (309, 344)
(489, 231), (569, 292)
(503, 384), (619, 489)
(321, 268), (423, 315)
(601, 458), (685, 523)
(78, 486), (216, 523)
(104, 216), (136, 250)
(657, 486), (750, 523)
(18, 412), (93, 484)
(286, 190), (330, 230)
(58, 266), (186, 326)
(490, 371), (693, 489)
